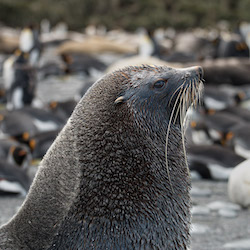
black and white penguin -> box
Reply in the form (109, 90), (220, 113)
(137, 27), (155, 57)
(0, 109), (38, 139)
(61, 53), (106, 76)
(28, 129), (61, 159)
(38, 61), (65, 79)
(49, 100), (77, 122)
(19, 24), (42, 66)
(200, 110), (245, 144)
(2, 24), (41, 109)
(216, 32), (249, 58)
(0, 107), (65, 152)
(203, 85), (242, 110)
(200, 58), (250, 85)
(221, 123), (250, 159)
(188, 117), (213, 145)
(0, 160), (31, 196)
(18, 106), (65, 132)
(2, 50), (36, 110)
(188, 144), (245, 180)
(2, 51), (18, 106)
(0, 139), (31, 169)
(223, 106), (250, 123)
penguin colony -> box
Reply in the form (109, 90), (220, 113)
(0, 22), (250, 225)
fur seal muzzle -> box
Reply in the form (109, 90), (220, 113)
(0, 65), (203, 250)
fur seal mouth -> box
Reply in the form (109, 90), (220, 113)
(166, 66), (204, 191)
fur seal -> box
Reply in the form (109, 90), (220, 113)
(0, 65), (203, 249)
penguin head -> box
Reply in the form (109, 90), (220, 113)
(10, 146), (28, 166)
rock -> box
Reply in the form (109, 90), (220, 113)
(191, 223), (210, 234)
(223, 238), (250, 249)
(228, 159), (250, 208)
(218, 208), (238, 218)
(190, 186), (212, 197)
(191, 206), (211, 216)
(207, 201), (241, 211)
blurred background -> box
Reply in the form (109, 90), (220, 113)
(1, 1), (250, 249)
(1, 0), (250, 30)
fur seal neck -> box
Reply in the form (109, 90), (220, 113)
(0, 65), (203, 250)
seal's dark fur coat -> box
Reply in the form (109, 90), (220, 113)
(0, 65), (202, 249)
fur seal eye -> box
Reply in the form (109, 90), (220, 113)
(153, 79), (166, 89)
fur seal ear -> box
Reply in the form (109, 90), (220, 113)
(114, 96), (125, 104)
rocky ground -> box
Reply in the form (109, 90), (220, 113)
(191, 180), (250, 250)
(1, 180), (250, 249)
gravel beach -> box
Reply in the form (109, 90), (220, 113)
(1, 180), (250, 250)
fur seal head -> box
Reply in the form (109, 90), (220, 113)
(52, 65), (203, 249)
(0, 65), (203, 250)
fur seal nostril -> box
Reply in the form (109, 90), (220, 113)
(0, 65), (203, 250)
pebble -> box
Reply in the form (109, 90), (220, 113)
(190, 186), (212, 197)
(191, 206), (211, 216)
(207, 201), (241, 211)
(191, 223), (210, 234)
(223, 238), (250, 249)
(218, 208), (238, 218)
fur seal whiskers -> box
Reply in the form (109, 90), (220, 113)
(0, 65), (203, 249)
(165, 67), (203, 189)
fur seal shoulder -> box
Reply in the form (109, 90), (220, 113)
(0, 65), (203, 249)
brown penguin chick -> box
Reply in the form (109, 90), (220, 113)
(0, 65), (203, 249)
